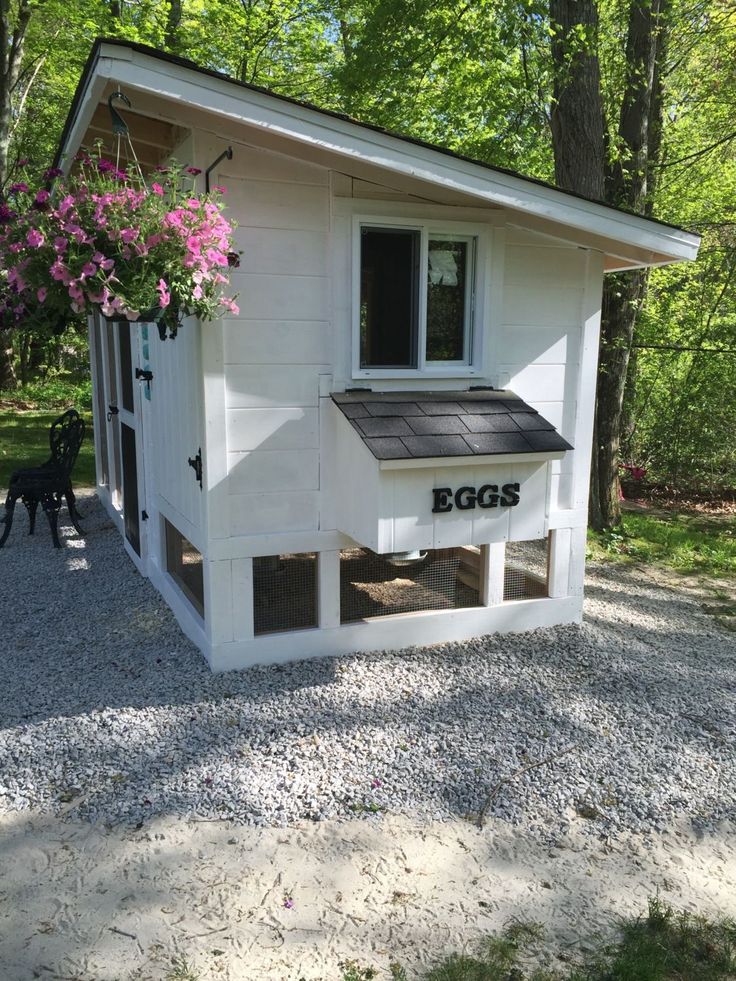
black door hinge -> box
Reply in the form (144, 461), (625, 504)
(141, 510), (149, 521)
(188, 448), (203, 490)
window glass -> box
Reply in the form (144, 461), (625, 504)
(426, 239), (469, 362)
(360, 227), (420, 368)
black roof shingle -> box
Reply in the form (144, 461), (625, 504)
(332, 389), (573, 461)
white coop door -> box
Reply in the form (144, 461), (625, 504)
(143, 316), (205, 544)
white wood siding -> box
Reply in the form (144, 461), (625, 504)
(220, 156), (331, 538)
(497, 230), (588, 513)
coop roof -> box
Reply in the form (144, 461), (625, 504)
(55, 38), (700, 272)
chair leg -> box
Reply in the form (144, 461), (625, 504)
(42, 494), (62, 549)
(24, 497), (39, 535)
(64, 485), (84, 536)
(0, 492), (18, 548)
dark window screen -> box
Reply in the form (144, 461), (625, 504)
(360, 228), (419, 368)
(426, 239), (469, 361)
(117, 321), (134, 413)
(165, 519), (205, 617)
(121, 422), (140, 556)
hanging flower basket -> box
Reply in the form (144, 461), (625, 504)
(0, 149), (240, 339)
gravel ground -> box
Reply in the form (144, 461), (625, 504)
(0, 491), (734, 840)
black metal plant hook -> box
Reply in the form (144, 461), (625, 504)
(108, 90), (131, 135)
(205, 146), (233, 193)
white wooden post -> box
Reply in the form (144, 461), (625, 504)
(485, 541), (506, 605)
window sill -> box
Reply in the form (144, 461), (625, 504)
(352, 366), (481, 381)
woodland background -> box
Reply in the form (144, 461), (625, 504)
(0, 0), (734, 527)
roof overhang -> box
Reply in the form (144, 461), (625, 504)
(57, 40), (701, 273)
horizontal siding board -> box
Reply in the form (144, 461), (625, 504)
(497, 326), (579, 366)
(224, 179), (329, 231)
(226, 365), (323, 408)
(220, 145), (328, 185)
(233, 228), (329, 276)
(229, 490), (319, 536)
(496, 363), (569, 403)
(228, 449), (319, 493)
(502, 284), (583, 327)
(224, 320), (330, 365)
(232, 273), (329, 321)
(226, 407), (319, 451)
(504, 245), (587, 286)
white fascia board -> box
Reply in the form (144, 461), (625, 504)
(379, 450), (567, 471)
(58, 64), (109, 174)
(82, 45), (700, 267)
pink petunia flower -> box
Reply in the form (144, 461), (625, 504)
(151, 182), (164, 196)
(157, 278), (171, 308)
(37, 287), (47, 303)
(26, 228), (44, 248)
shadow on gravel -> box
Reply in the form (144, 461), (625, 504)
(0, 493), (734, 832)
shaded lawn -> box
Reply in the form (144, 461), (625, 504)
(588, 509), (736, 579)
(0, 409), (96, 489)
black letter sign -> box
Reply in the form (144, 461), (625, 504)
(500, 482), (520, 506)
(432, 487), (453, 513)
(455, 486), (477, 510)
(477, 484), (499, 508)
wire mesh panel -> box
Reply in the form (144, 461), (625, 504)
(340, 547), (482, 623)
(253, 553), (318, 635)
(503, 538), (549, 601)
(164, 518), (205, 617)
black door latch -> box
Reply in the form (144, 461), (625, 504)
(107, 404), (119, 421)
(135, 368), (153, 382)
(188, 448), (203, 489)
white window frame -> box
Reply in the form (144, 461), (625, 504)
(351, 214), (489, 380)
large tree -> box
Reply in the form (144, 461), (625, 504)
(549, 0), (670, 528)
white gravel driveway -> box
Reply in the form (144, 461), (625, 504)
(1, 491), (734, 840)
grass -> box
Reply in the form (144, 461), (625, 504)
(343, 900), (736, 980)
(0, 409), (97, 488)
(588, 510), (736, 579)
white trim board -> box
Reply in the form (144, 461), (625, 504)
(208, 595), (583, 672)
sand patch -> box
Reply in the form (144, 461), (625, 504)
(1, 811), (734, 980)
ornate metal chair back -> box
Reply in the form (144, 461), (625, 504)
(48, 409), (86, 478)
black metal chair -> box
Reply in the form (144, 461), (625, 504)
(0, 408), (86, 549)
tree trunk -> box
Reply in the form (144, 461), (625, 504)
(164, 0), (183, 50)
(589, 271), (647, 527)
(549, 0), (670, 529)
(0, 0), (34, 390)
(549, 0), (606, 201)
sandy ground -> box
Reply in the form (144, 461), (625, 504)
(1, 810), (735, 981)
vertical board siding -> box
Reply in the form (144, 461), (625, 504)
(223, 166), (330, 536)
(148, 316), (204, 531)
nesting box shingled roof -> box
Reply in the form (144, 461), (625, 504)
(332, 390), (573, 461)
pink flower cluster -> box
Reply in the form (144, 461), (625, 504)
(0, 149), (240, 334)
